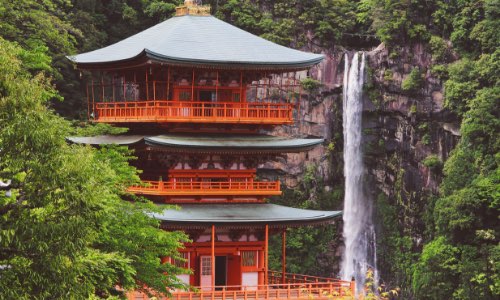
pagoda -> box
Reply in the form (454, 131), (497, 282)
(69, 1), (353, 299)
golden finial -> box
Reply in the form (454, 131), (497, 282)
(176, 0), (211, 16)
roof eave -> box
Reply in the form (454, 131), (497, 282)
(158, 212), (342, 229)
(69, 50), (324, 71)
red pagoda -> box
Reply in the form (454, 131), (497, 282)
(69, 1), (353, 299)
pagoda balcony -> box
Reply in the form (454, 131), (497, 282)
(86, 72), (301, 126)
(128, 169), (282, 198)
(94, 100), (294, 124)
(128, 272), (354, 300)
(128, 179), (281, 196)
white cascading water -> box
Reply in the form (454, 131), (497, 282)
(340, 52), (378, 294)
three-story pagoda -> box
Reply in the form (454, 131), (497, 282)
(69, 1), (353, 299)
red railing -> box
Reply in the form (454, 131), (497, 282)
(128, 180), (282, 196)
(128, 281), (355, 300)
(269, 271), (345, 285)
(94, 100), (294, 124)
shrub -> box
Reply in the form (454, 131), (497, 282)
(423, 154), (442, 171)
(383, 69), (394, 81)
(301, 77), (321, 93)
(429, 35), (450, 63)
(402, 68), (424, 93)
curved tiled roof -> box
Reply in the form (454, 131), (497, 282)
(69, 15), (323, 70)
(144, 135), (323, 150)
(66, 134), (323, 153)
(152, 203), (342, 228)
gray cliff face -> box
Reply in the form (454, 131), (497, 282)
(265, 44), (462, 285)
(274, 43), (460, 197)
(263, 51), (345, 188)
(363, 44), (460, 200)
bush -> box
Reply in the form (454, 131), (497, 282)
(383, 69), (394, 81)
(300, 77), (321, 92)
(430, 64), (449, 80)
(422, 154), (442, 171)
(429, 35), (450, 63)
(421, 133), (431, 145)
(402, 68), (424, 93)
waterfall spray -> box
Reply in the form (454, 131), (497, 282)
(340, 52), (378, 294)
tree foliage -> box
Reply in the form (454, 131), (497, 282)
(0, 37), (188, 299)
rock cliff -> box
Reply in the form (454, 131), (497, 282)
(267, 43), (462, 286)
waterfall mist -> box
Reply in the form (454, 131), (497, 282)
(340, 52), (378, 294)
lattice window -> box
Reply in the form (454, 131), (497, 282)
(242, 251), (257, 267)
(201, 256), (212, 275)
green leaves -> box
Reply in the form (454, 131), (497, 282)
(0, 38), (187, 299)
(413, 237), (460, 299)
(401, 68), (424, 94)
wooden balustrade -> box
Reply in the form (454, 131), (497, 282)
(128, 179), (282, 196)
(93, 100), (294, 124)
(128, 280), (355, 300)
(269, 271), (344, 285)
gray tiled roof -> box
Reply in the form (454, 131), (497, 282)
(69, 15), (323, 69)
(145, 134), (323, 149)
(151, 203), (342, 227)
(66, 135), (145, 145)
(66, 134), (324, 151)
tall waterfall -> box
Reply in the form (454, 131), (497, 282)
(340, 52), (378, 294)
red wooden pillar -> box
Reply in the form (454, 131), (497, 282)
(191, 69), (195, 101)
(258, 249), (265, 286)
(239, 71), (243, 102)
(211, 224), (215, 290)
(91, 78), (95, 117)
(216, 70), (219, 101)
(350, 279), (356, 297)
(264, 224), (269, 285)
(167, 66), (170, 100)
(282, 230), (286, 284)
(101, 74), (104, 102)
(86, 83), (90, 120)
(146, 68), (149, 100)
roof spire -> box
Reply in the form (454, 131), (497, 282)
(176, 0), (211, 16)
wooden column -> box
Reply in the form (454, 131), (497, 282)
(112, 75), (115, 102)
(86, 83), (90, 120)
(167, 66), (170, 100)
(282, 229), (286, 284)
(101, 74), (104, 102)
(191, 69), (195, 101)
(216, 70), (219, 101)
(91, 78), (95, 117)
(263, 72), (268, 101)
(239, 71), (243, 102)
(146, 69), (149, 100)
(264, 224), (269, 285)
(211, 224), (215, 290)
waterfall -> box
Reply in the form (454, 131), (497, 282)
(340, 52), (378, 294)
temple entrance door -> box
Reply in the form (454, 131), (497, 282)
(215, 256), (227, 289)
(199, 255), (228, 290)
(200, 256), (212, 291)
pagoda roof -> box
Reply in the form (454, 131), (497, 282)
(68, 15), (323, 70)
(152, 203), (342, 229)
(66, 134), (323, 153)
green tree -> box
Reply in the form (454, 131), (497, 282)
(0, 38), (188, 299)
